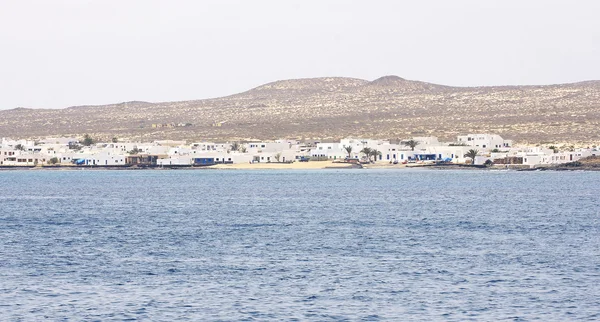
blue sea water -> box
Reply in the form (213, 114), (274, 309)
(1, 169), (599, 321)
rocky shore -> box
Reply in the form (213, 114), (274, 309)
(528, 156), (600, 171)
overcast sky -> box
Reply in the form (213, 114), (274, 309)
(1, 0), (599, 109)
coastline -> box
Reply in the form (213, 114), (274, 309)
(207, 161), (361, 170)
(2, 162), (599, 171)
(0, 161), (362, 171)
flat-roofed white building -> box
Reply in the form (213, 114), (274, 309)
(75, 151), (128, 166)
(410, 137), (441, 149)
(310, 143), (346, 160)
(456, 134), (512, 150)
(245, 141), (298, 154)
(157, 155), (193, 166)
(0, 151), (48, 166)
(423, 145), (473, 163)
(191, 142), (229, 152)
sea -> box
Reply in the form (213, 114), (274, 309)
(1, 169), (599, 321)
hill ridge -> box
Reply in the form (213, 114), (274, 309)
(1, 76), (599, 143)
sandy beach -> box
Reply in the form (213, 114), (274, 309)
(208, 161), (361, 170)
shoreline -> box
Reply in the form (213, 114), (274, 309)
(1, 162), (599, 171)
(0, 161), (361, 171)
(207, 161), (362, 170)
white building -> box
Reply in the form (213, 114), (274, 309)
(423, 145), (472, 163)
(456, 134), (512, 150)
(191, 142), (229, 152)
(190, 150), (253, 164)
(245, 141), (296, 154)
(310, 142), (347, 160)
(411, 137), (441, 149)
(75, 151), (128, 166)
(157, 155), (193, 166)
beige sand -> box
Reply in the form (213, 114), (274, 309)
(362, 163), (409, 169)
(208, 161), (358, 170)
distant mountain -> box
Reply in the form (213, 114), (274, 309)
(246, 77), (368, 94)
(364, 75), (450, 92)
(1, 76), (599, 143)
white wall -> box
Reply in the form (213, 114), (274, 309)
(157, 155), (192, 166)
(457, 134), (511, 150)
(310, 143), (346, 160)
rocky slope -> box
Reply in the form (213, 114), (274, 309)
(1, 76), (599, 143)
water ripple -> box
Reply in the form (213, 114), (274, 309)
(1, 169), (599, 320)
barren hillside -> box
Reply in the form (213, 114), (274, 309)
(1, 76), (599, 143)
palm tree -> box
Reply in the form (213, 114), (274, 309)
(464, 149), (479, 164)
(548, 145), (558, 153)
(369, 149), (382, 162)
(360, 147), (372, 161)
(343, 145), (353, 159)
(403, 139), (419, 151)
(14, 144), (25, 151)
(230, 142), (240, 152)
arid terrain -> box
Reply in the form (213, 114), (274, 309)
(1, 76), (599, 144)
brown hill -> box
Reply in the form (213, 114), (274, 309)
(1, 76), (599, 143)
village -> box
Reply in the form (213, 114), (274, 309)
(0, 134), (598, 169)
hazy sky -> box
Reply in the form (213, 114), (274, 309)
(1, 0), (599, 109)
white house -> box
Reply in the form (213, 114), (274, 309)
(191, 142), (229, 152)
(423, 145), (472, 163)
(75, 151), (128, 166)
(310, 143), (346, 160)
(456, 134), (512, 150)
(157, 155), (193, 166)
(0, 151), (48, 166)
(189, 150), (253, 164)
(338, 138), (405, 162)
(245, 141), (297, 154)
(411, 137), (441, 149)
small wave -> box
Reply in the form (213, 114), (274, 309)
(0, 195), (70, 200)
